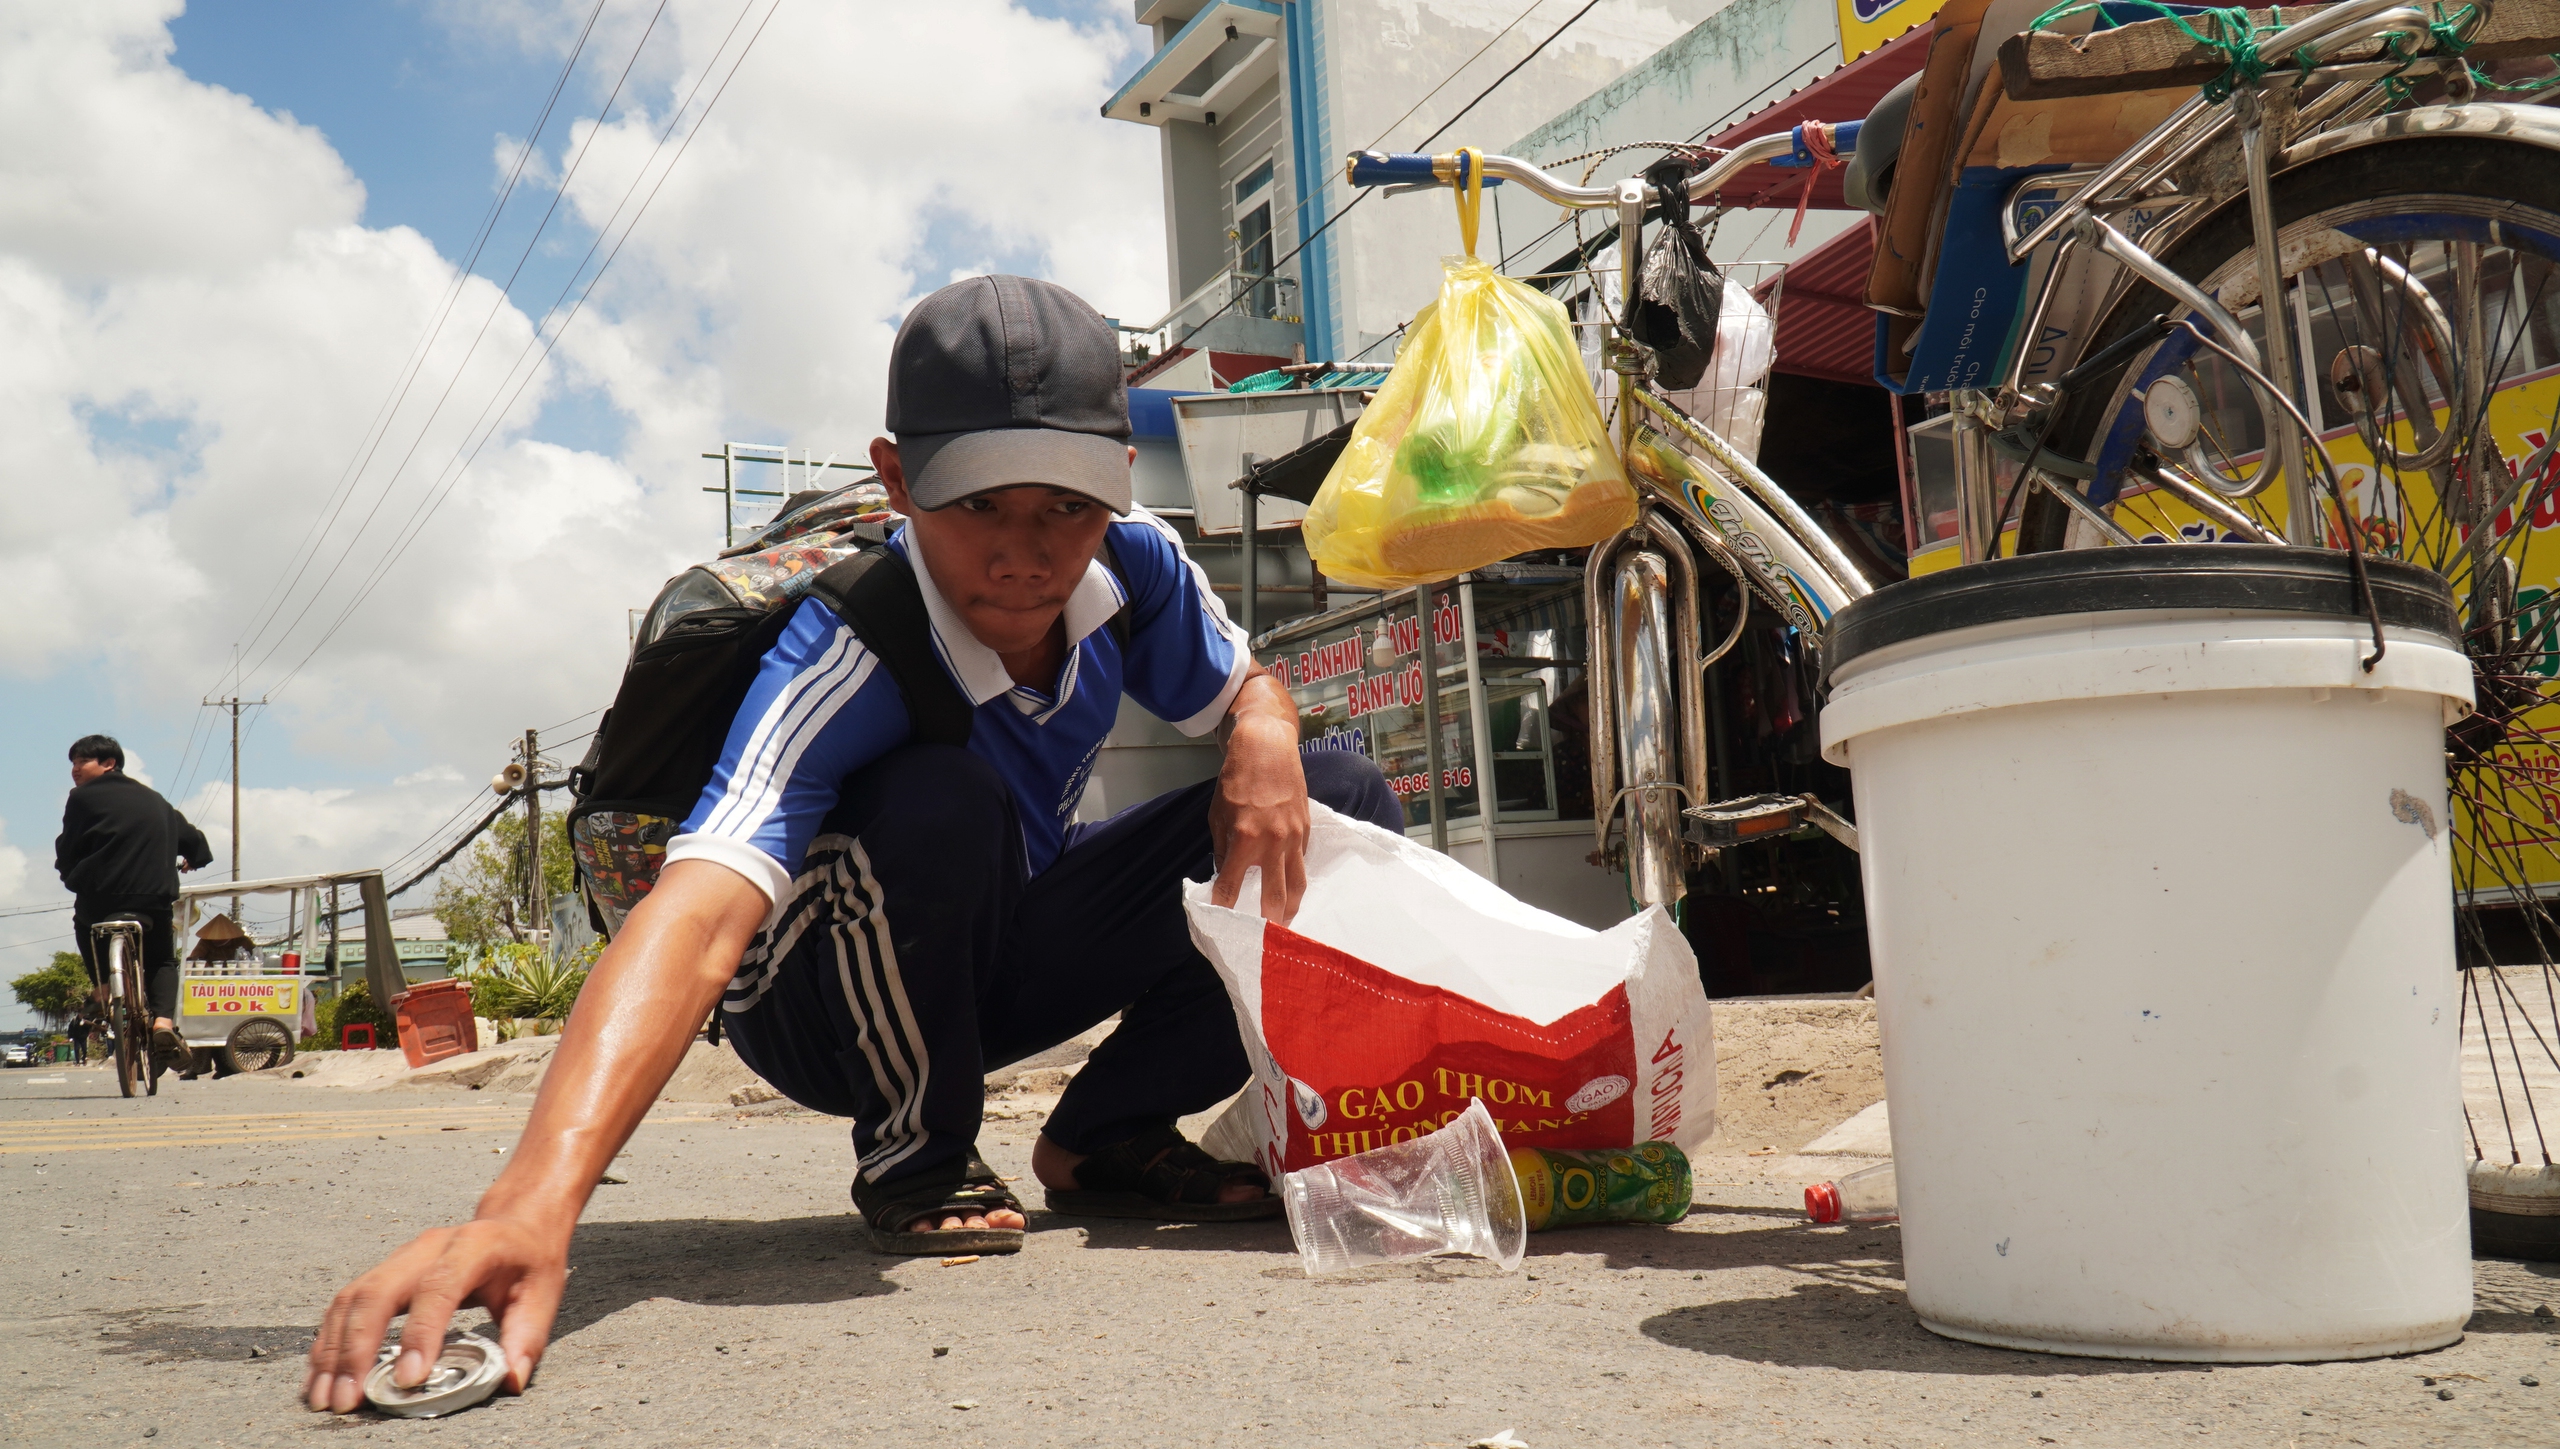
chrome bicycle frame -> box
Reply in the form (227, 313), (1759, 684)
(1349, 132), (1875, 905)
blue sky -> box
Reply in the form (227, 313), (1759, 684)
(8, 6), (628, 969)
(172, 4), (573, 275)
(170, 2), (639, 458)
(0, 0), (1168, 1026)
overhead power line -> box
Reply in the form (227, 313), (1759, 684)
(262, 0), (789, 704)
(385, 792), (519, 902)
(386, 779), (578, 903)
(0, 903), (73, 922)
(236, 0), (676, 695)
(223, 0), (615, 687)
(1164, 0), (1605, 360)
(384, 780), (515, 880)
(1493, 41), (1840, 275)
(1212, 0), (1557, 293)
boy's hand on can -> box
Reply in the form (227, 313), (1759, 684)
(304, 1214), (567, 1413)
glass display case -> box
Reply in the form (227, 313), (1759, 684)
(1255, 564), (1622, 929)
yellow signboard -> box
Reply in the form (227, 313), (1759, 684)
(1837, 0), (1952, 63)
(182, 978), (300, 1017)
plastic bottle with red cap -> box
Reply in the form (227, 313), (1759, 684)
(1804, 1159), (1896, 1225)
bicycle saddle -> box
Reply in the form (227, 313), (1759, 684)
(1843, 71), (1919, 217)
(91, 914), (145, 927)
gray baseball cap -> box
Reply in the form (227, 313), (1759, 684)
(886, 275), (1132, 513)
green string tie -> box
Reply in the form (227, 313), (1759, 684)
(2021, 0), (2528, 109)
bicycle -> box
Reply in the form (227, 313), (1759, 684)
(90, 916), (161, 1099)
(1346, 0), (2560, 1250)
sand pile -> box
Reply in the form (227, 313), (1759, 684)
(1698, 996), (1883, 1160)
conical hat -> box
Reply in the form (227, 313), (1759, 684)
(188, 913), (257, 961)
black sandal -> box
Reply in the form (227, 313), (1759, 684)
(850, 1149), (1025, 1256)
(1043, 1124), (1282, 1222)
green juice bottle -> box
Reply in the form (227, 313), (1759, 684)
(1509, 1141), (1693, 1230)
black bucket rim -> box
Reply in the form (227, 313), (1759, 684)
(1823, 546), (2460, 686)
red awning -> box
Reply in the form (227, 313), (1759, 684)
(1771, 215), (1878, 387)
(1696, 25), (1931, 214)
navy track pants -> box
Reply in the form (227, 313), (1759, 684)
(719, 744), (1402, 1191)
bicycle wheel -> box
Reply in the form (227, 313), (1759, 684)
(2019, 132), (2560, 1244)
(105, 937), (141, 1099)
(221, 1018), (294, 1075)
(121, 948), (159, 1097)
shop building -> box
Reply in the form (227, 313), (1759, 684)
(1100, 2), (1946, 992)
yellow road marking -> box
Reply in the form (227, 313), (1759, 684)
(4, 1111), (713, 1153)
(6, 1110), (528, 1127)
(5, 1123), (525, 1141)
(3, 1121), (524, 1131)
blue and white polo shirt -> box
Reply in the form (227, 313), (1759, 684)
(664, 509), (1252, 912)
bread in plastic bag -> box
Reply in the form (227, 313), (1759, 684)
(1302, 152), (1636, 590)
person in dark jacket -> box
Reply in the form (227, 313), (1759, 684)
(56, 735), (213, 1058)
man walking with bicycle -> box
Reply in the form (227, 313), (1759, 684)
(55, 735), (213, 1067)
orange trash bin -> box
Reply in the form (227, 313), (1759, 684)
(392, 978), (479, 1068)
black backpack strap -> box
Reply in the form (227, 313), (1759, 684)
(806, 548), (975, 747)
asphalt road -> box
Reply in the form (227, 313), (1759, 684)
(3, 1062), (2554, 1448)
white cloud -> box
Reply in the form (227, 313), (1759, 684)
(0, 817), (31, 905)
(541, 0), (1165, 451)
(0, 0), (1171, 955)
(177, 781), (481, 892)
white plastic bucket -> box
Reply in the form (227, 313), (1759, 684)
(1819, 548), (2475, 1362)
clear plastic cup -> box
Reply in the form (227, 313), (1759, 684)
(1277, 1098), (1528, 1276)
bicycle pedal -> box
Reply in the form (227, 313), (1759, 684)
(1685, 793), (1859, 852)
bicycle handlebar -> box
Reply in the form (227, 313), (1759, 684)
(1346, 121), (1860, 210)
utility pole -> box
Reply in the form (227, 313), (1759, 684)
(521, 729), (543, 943)
(202, 692), (267, 921)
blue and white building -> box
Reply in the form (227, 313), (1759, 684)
(1103, 0), (1724, 384)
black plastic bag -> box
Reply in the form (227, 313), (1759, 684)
(1622, 159), (1725, 391)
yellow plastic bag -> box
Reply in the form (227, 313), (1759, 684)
(1302, 151), (1636, 590)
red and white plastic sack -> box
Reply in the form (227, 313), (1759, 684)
(1186, 802), (1716, 1179)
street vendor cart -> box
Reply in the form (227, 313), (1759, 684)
(172, 869), (398, 1075)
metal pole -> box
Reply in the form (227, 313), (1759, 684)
(360, 872), (401, 1012)
(229, 697), (241, 922)
(2238, 91), (2316, 544)
(523, 729), (543, 945)
(1613, 179), (1646, 459)
(1459, 578), (1501, 884)
(723, 442), (736, 549)
(1237, 455), (1262, 643)
(1420, 588), (1448, 853)
(1951, 400), (2002, 564)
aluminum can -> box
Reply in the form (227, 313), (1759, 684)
(364, 1332), (505, 1418)
(1509, 1141), (1692, 1230)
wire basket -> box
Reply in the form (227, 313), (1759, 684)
(1552, 257), (1785, 463)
